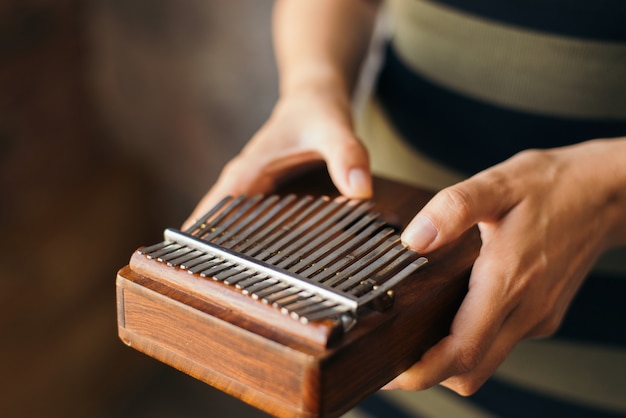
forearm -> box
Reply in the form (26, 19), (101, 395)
(273, 0), (381, 99)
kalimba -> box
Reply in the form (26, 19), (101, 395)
(116, 169), (479, 417)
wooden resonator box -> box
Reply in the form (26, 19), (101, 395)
(116, 170), (479, 417)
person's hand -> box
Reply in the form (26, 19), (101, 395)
(388, 138), (626, 395)
(183, 86), (372, 229)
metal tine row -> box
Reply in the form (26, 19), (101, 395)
(138, 239), (346, 321)
(294, 300), (347, 322)
(198, 195), (263, 242)
(255, 284), (342, 321)
(187, 260), (348, 323)
(234, 195), (315, 254)
(139, 195), (295, 273)
(141, 243), (183, 260)
(319, 235), (400, 288)
(179, 253), (216, 270)
(137, 241), (174, 256)
(184, 195), (236, 236)
(273, 201), (375, 270)
(354, 246), (422, 291)
(302, 305), (348, 323)
(297, 222), (395, 280)
(178, 252), (351, 322)
(156, 246), (195, 263)
(213, 194), (290, 247)
(285, 214), (384, 276)
(250, 197), (344, 261)
(357, 256), (428, 305)
(136, 194), (429, 326)
(335, 241), (409, 292)
(192, 194), (329, 263)
(286, 251), (423, 319)
(262, 198), (358, 266)
(165, 249), (204, 267)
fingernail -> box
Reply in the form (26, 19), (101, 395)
(348, 168), (372, 197)
(402, 215), (438, 251)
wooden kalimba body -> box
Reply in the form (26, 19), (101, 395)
(116, 170), (479, 418)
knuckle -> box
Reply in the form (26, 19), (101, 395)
(441, 186), (473, 213)
(531, 313), (562, 338)
(439, 186), (475, 224)
(340, 136), (368, 158)
(222, 154), (246, 174)
(454, 340), (484, 373)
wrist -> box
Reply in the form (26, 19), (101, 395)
(279, 64), (352, 102)
(275, 74), (354, 129)
(573, 137), (626, 249)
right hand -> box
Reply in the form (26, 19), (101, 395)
(183, 86), (372, 229)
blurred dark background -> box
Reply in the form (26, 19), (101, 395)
(0, 0), (278, 416)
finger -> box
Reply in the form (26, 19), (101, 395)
(316, 132), (373, 199)
(439, 312), (523, 395)
(386, 254), (512, 392)
(401, 170), (518, 253)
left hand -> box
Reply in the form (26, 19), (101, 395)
(388, 138), (626, 395)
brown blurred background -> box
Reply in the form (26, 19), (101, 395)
(0, 0), (277, 416)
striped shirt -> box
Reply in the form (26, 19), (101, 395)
(352, 1), (626, 417)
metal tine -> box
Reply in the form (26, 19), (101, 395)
(223, 270), (260, 286)
(195, 195), (248, 241)
(260, 197), (353, 265)
(179, 253), (215, 270)
(310, 228), (396, 286)
(358, 256), (428, 305)
(323, 235), (400, 289)
(293, 219), (394, 281)
(262, 197), (353, 265)
(214, 194), (284, 248)
(235, 195), (311, 254)
(275, 201), (376, 270)
(187, 257), (223, 274)
(262, 287), (302, 304)
(184, 195), (234, 235)
(365, 248), (421, 285)
(300, 305), (349, 323)
(291, 300), (340, 320)
(281, 295), (325, 314)
(292, 299), (338, 317)
(246, 196), (331, 259)
(227, 194), (299, 251)
(254, 282), (291, 300)
(201, 195), (264, 242)
(212, 194), (272, 246)
(158, 247), (194, 262)
(336, 242), (408, 291)
(212, 264), (248, 281)
(145, 243), (183, 259)
(167, 250), (205, 267)
(235, 275), (268, 290)
(138, 241), (173, 255)
(243, 279), (279, 296)
(322, 235), (400, 289)
(271, 291), (312, 308)
(286, 212), (381, 275)
(199, 261), (237, 278)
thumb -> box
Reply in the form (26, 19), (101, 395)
(401, 174), (516, 252)
(319, 134), (373, 199)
